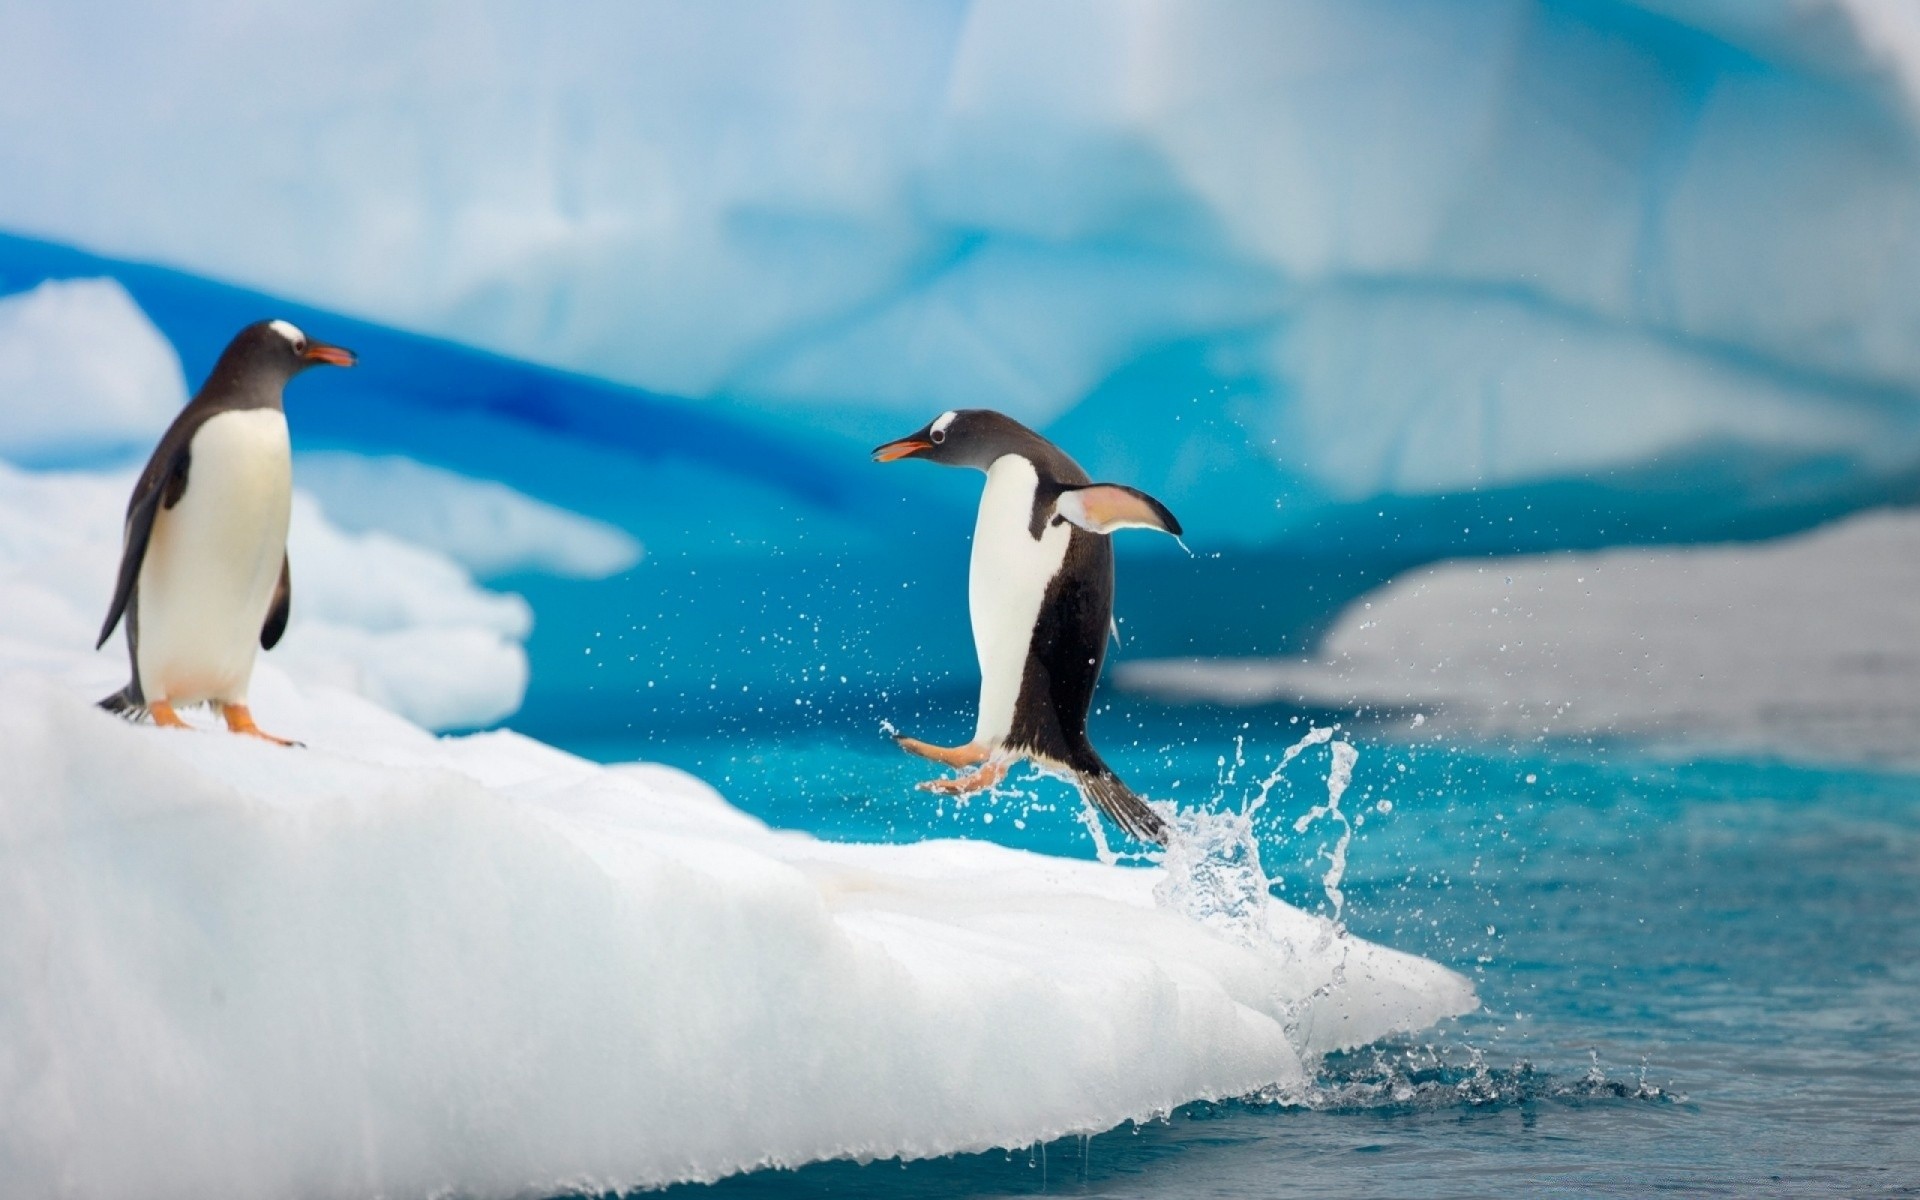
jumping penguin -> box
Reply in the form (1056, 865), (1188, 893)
(873, 409), (1182, 845)
(96, 319), (355, 742)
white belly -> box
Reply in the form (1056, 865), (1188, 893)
(135, 409), (292, 706)
(969, 455), (1071, 746)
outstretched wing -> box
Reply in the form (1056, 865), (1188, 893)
(261, 556), (291, 649)
(1053, 483), (1182, 537)
(96, 444), (191, 649)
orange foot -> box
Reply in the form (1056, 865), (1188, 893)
(917, 758), (1009, 796)
(221, 703), (302, 748)
(147, 699), (191, 729)
(895, 736), (988, 768)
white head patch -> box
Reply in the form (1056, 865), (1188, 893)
(267, 319), (306, 346)
(931, 410), (958, 436)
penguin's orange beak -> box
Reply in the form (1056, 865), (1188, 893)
(872, 438), (930, 463)
(303, 342), (357, 367)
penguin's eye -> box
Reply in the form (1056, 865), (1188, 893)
(929, 428), (946, 444)
(292, 337), (308, 355)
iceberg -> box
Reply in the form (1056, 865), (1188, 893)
(1117, 507), (1920, 766)
(12, 3), (1919, 743)
(4, 1), (1920, 555)
(294, 452), (643, 582)
(0, 278), (186, 466)
(0, 671), (1472, 1199)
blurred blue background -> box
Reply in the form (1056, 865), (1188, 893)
(7, 0), (1920, 752)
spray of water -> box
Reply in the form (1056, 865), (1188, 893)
(1291, 738), (1358, 926)
(1149, 725), (1356, 947)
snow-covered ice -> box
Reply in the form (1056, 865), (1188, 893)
(295, 452), (642, 581)
(0, 453), (1474, 1200)
(0, 671), (1472, 1199)
(0, 278), (186, 465)
(0, 463), (531, 732)
(1119, 508), (1920, 766)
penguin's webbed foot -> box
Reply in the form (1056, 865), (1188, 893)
(917, 759), (1008, 796)
(220, 703), (303, 748)
(147, 700), (191, 729)
(895, 736), (988, 768)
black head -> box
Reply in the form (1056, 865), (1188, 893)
(871, 409), (1068, 474)
(201, 319), (356, 401)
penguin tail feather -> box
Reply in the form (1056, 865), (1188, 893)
(97, 686), (142, 718)
(1074, 768), (1170, 846)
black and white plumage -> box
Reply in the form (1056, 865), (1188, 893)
(96, 319), (355, 742)
(873, 409), (1182, 845)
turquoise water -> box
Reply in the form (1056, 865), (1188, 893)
(555, 702), (1920, 1197)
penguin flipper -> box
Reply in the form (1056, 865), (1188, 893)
(1053, 484), (1182, 538)
(261, 555), (291, 650)
(1074, 767), (1170, 846)
(97, 445), (190, 650)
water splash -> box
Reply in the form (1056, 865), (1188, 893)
(1291, 738), (1358, 924)
(1151, 725), (1354, 945)
(1080, 797), (1120, 866)
(1260, 1042), (1684, 1111)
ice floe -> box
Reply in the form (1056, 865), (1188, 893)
(1119, 508), (1920, 765)
(0, 485), (1474, 1200)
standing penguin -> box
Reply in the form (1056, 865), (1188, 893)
(96, 319), (355, 742)
(873, 409), (1182, 845)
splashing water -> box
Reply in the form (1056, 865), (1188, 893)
(1150, 726), (1356, 946)
(1291, 739), (1358, 925)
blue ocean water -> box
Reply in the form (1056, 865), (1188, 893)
(554, 704), (1920, 1198)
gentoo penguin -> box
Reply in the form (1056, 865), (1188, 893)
(873, 409), (1182, 845)
(96, 319), (355, 742)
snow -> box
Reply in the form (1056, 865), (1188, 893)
(294, 452), (642, 581)
(0, 278), (186, 465)
(1118, 508), (1920, 766)
(0, 463), (530, 732)
(0, 461), (1474, 1200)
(5, 3), (1920, 546)
(0, 672), (1471, 1198)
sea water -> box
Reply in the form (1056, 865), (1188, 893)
(553, 702), (1920, 1197)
